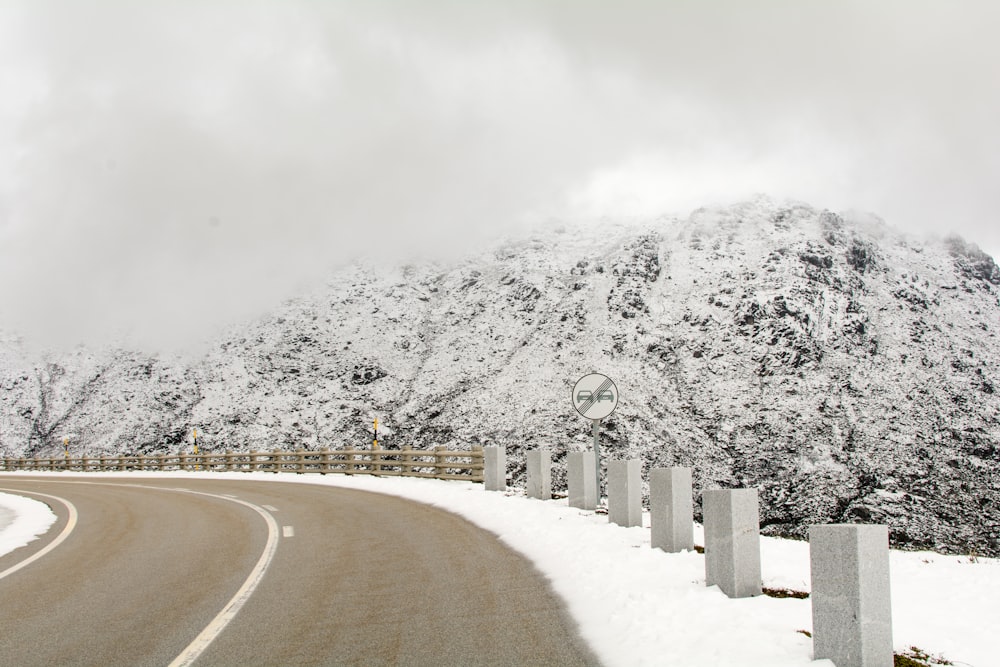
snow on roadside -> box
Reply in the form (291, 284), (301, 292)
(3, 471), (996, 666)
(0, 490), (58, 559)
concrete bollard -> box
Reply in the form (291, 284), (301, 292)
(703, 488), (762, 598)
(607, 459), (642, 527)
(650, 467), (694, 552)
(483, 446), (506, 492)
(567, 451), (597, 510)
(809, 524), (893, 667)
(526, 448), (552, 500)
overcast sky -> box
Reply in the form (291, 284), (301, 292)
(1, 1), (998, 353)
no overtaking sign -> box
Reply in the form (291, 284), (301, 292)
(572, 373), (619, 420)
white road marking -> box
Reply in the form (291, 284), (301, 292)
(0, 488), (79, 581)
(167, 490), (279, 667)
(5, 478), (280, 666)
(220, 494), (238, 498)
(282, 525), (294, 538)
(262, 505), (279, 512)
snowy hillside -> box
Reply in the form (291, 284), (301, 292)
(2, 197), (998, 556)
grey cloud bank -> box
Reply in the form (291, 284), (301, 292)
(1, 1), (997, 352)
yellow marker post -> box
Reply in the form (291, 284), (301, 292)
(63, 437), (69, 464)
(373, 418), (379, 450)
(193, 428), (200, 470)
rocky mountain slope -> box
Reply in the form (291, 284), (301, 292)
(2, 197), (999, 555)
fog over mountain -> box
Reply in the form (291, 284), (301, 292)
(2, 2), (999, 351)
(2, 198), (998, 556)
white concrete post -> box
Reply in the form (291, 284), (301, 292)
(483, 446), (506, 492)
(650, 467), (694, 552)
(809, 524), (893, 667)
(607, 459), (642, 527)
(703, 488), (762, 598)
(526, 448), (552, 500)
(567, 451), (597, 510)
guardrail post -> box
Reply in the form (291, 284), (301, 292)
(650, 467), (694, 552)
(526, 448), (551, 500)
(470, 444), (484, 482)
(607, 459), (641, 527)
(396, 445), (408, 476)
(567, 451), (597, 510)
(703, 488), (762, 598)
(433, 445), (446, 479)
(809, 524), (893, 667)
(483, 445), (506, 491)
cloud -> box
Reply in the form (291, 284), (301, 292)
(1, 1), (998, 352)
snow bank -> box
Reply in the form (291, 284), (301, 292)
(0, 490), (58, 559)
(4, 471), (995, 666)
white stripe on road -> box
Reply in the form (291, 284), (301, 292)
(282, 525), (294, 538)
(0, 488), (79, 582)
(167, 489), (280, 667)
(263, 505), (279, 512)
(1, 479), (280, 666)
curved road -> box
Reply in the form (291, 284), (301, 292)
(0, 476), (599, 666)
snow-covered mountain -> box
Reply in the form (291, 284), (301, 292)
(2, 197), (998, 556)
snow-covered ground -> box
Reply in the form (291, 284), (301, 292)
(1, 472), (994, 666)
(4, 200), (999, 559)
(0, 490), (58, 559)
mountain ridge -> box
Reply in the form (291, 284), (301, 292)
(2, 196), (998, 555)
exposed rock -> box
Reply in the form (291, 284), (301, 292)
(2, 197), (998, 556)
(947, 235), (1000, 285)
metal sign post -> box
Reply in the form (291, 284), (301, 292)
(572, 373), (619, 499)
(192, 428), (199, 470)
(592, 419), (600, 495)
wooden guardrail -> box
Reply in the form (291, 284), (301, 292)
(0, 445), (485, 483)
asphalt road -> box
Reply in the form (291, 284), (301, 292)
(0, 476), (600, 666)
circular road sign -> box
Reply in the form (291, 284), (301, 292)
(572, 373), (619, 420)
